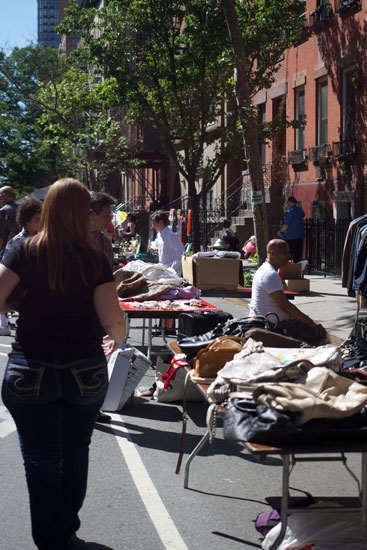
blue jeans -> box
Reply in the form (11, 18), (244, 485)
(1, 352), (108, 550)
(278, 318), (323, 346)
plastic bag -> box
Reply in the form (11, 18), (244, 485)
(262, 505), (367, 550)
(123, 260), (183, 285)
(153, 356), (202, 402)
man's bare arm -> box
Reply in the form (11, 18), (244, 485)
(269, 289), (325, 336)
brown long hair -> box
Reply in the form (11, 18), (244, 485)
(27, 178), (95, 291)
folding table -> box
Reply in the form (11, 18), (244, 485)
(244, 440), (367, 549)
(119, 299), (222, 359)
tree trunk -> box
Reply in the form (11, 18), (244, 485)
(221, 0), (269, 265)
(88, 168), (97, 191)
(189, 191), (201, 253)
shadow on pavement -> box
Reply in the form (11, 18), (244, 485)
(82, 543), (116, 549)
(212, 531), (262, 548)
(94, 418), (282, 466)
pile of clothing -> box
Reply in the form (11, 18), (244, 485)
(202, 339), (367, 445)
(114, 260), (200, 301)
(340, 317), (367, 383)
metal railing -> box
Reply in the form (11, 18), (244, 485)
(304, 218), (349, 276)
(332, 139), (357, 159)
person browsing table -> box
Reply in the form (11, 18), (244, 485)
(0, 178), (126, 549)
(249, 239), (325, 345)
(151, 210), (185, 276)
(0, 198), (42, 336)
(90, 191), (116, 269)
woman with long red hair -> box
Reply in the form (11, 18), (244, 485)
(0, 178), (126, 549)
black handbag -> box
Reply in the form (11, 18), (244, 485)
(178, 316), (270, 358)
(223, 398), (313, 446)
(223, 398), (367, 446)
(178, 311), (233, 339)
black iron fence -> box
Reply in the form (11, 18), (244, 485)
(159, 206), (349, 276)
(195, 214), (349, 276)
(304, 218), (349, 276)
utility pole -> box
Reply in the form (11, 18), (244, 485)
(221, 0), (269, 264)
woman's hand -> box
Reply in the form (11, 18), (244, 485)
(102, 335), (120, 356)
(94, 281), (127, 354)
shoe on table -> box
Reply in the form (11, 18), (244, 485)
(0, 326), (11, 336)
(95, 411), (111, 423)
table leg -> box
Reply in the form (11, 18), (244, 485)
(362, 452), (367, 537)
(142, 317), (146, 348)
(184, 430), (210, 489)
(125, 316), (130, 341)
(270, 454), (290, 550)
(147, 318), (152, 360)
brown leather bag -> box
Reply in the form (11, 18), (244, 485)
(192, 336), (243, 380)
(243, 328), (311, 348)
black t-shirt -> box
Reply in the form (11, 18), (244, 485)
(1, 242), (114, 360)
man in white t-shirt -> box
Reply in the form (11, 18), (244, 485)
(249, 239), (325, 345)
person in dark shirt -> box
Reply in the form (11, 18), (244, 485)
(90, 191), (116, 269)
(0, 198), (42, 336)
(0, 185), (20, 255)
(0, 178), (126, 549)
(277, 196), (305, 263)
(119, 213), (136, 239)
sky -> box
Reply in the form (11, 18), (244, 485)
(0, 1), (38, 52)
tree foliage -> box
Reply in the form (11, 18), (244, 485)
(61, 0), (239, 201)
(0, 46), (65, 196)
(37, 67), (136, 190)
(60, 0), (306, 249)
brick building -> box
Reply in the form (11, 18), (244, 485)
(241, 0), (366, 229)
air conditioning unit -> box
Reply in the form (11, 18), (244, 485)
(335, 0), (361, 14)
(315, 165), (326, 181)
(332, 140), (357, 159)
(287, 149), (308, 172)
(308, 144), (331, 164)
(309, 2), (333, 25)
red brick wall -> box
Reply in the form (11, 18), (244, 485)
(265, 0), (367, 220)
(227, 1), (367, 223)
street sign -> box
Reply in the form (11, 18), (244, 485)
(251, 191), (264, 205)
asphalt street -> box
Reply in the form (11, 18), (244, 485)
(0, 281), (363, 550)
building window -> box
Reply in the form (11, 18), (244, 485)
(295, 86), (305, 151)
(317, 78), (328, 145)
(342, 67), (356, 144)
(206, 190), (213, 211)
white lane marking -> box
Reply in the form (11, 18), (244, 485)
(0, 343), (11, 348)
(0, 406), (16, 438)
(110, 413), (188, 550)
(0, 352), (8, 357)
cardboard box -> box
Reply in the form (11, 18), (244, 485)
(280, 263), (302, 280)
(182, 256), (243, 290)
(284, 278), (310, 293)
